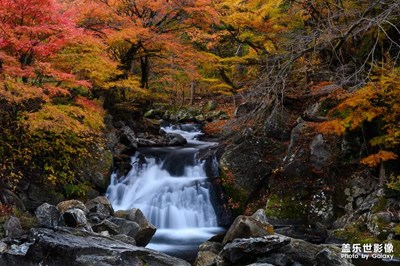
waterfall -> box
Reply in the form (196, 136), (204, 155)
(106, 124), (223, 258)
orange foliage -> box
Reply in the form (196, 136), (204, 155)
(360, 151), (398, 167)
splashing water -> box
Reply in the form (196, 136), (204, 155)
(106, 124), (223, 259)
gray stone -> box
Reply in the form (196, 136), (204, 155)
(0, 227), (190, 266)
(92, 219), (120, 235)
(111, 234), (137, 246)
(219, 235), (291, 264)
(85, 196), (114, 221)
(114, 209), (156, 246)
(251, 209), (269, 224)
(57, 200), (89, 215)
(62, 208), (91, 231)
(0, 241), (8, 253)
(222, 215), (274, 245)
(108, 217), (140, 238)
(0, 189), (25, 210)
(315, 247), (354, 266)
(167, 133), (187, 146)
(3, 216), (23, 238)
(35, 203), (59, 228)
(310, 134), (331, 171)
(119, 126), (138, 149)
(265, 105), (291, 140)
(199, 241), (223, 253)
(195, 251), (217, 266)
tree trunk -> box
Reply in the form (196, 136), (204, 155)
(379, 162), (386, 186)
(140, 56), (149, 89)
(189, 81), (195, 105)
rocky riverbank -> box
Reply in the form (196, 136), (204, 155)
(0, 196), (355, 266)
(0, 197), (190, 265)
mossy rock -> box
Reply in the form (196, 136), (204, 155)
(265, 193), (308, 220)
(219, 167), (248, 216)
(372, 197), (388, 213)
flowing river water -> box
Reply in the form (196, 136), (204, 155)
(106, 124), (224, 259)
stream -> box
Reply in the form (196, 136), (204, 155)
(106, 124), (224, 260)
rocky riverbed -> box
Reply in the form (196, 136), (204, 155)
(0, 195), (354, 266)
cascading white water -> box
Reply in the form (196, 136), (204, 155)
(106, 124), (223, 258)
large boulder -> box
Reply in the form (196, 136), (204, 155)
(108, 217), (140, 238)
(218, 235), (291, 264)
(264, 105), (292, 141)
(114, 209), (156, 246)
(222, 215), (274, 245)
(167, 133), (187, 146)
(35, 203), (59, 228)
(310, 134), (332, 171)
(0, 227), (190, 266)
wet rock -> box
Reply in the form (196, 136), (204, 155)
(199, 241), (224, 253)
(316, 247), (354, 266)
(0, 227), (190, 266)
(167, 133), (187, 146)
(57, 200), (89, 215)
(114, 209), (156, 246)
(137, 138), (160, 147)
(63, 208), (92, 231)
(222, 215), (274, 245)
(195, 251), (217, 266)
(219, 235), (291, 264)
(119, 126), (138, 149)
(3, 216), (23, 238)
(111, 234), (137, 246)
(108, 217), (140, 238)
(91, 219), (120, 235)
(85, 196), (114, 221)
(35, 203), (59, 228)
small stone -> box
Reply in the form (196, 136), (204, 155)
(4, 216), (23, 238)
(35, 203), (60, 228)
(57, 200), (89, 214)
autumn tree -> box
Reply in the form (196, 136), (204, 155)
(75, 0), (219, 106)
(0, 0), (112, 194)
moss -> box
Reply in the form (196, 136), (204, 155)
(219, 167), (248, 216)
(333, 226), (379, 244)
(265, 193), (308, 220)
(383, 240), (400, 257)
(372, 197), (388, 213)
(13, 208), (38, 230)
(394, 224), (400, 235)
